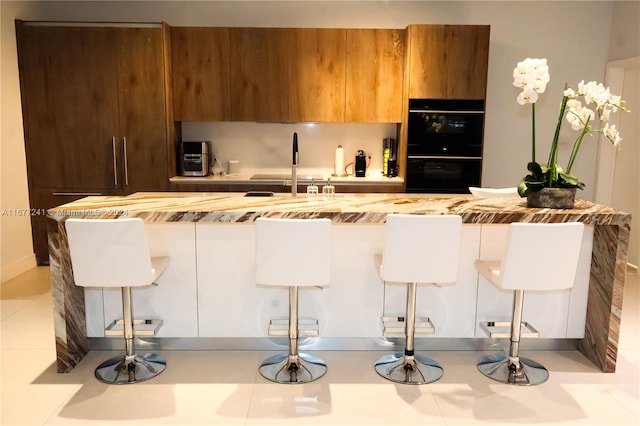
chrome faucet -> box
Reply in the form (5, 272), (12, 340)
(292, 132), (298, 198)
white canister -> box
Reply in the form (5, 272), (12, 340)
(334, 145), (344, 177)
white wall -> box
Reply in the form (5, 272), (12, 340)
(611, 66), (639, 268)
(0, 1), (623, 278)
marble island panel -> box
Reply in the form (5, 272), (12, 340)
(47, 192), (631, 375)
(48, 192), (630, 226)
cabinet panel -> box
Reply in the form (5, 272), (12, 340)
(229, 28), (289, 122)
(408, 25), (448, 99)
(408, 25), (489, 100)
(289, 28), (346, 122)
(17, 25), (120, 189)
(117, 27), (169, 192)
(171, 27), (231, 121)
(446, 25), (490, 99)
(346, 29), (405, 122)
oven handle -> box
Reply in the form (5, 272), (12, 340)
(408, 155), (483, 160)
(409, 109), (484, 114)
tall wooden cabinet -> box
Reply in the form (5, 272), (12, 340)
(407, 24), (490, 100)
(16, 22), (172, 263)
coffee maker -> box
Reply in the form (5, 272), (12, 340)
(355, 150), (367, 177)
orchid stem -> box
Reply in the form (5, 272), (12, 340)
(548, 87), (570, 186)
(531, 103), (536, 163)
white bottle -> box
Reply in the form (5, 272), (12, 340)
(334, 145), (344, 177)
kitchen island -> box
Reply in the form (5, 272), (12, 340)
(47, 192), (631, 374)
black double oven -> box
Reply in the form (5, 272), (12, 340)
(405, 99), (484, 193)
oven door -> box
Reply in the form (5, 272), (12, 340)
(405, 156), (482, 193)
(407, 100), (484, 157)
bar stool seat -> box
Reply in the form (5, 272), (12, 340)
(475, 222), (585, 385)
(65, 218), (168, 384)
(374, 214), (462, 385)
(255, 217), (332, 384)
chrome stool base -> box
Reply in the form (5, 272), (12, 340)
(374, 353), (444, 385)
(95, 353), (167, 385)
(477, 354), (549, 386)
(259, 353), (327, 384)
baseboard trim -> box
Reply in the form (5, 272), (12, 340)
(1, 254), (37, 283)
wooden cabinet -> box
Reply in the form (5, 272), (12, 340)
(289, 28), (346, 122)
(171, 27), (231, 121)
(346, 29), (405, 122)
(16, 22), (172, 263)
(408, 25), (490, 100)
(229, 28), (290, 122)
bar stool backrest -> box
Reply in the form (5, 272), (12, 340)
(381, 214), (462, 284)
(255, 218), (332, 287)
(65, 218), (155, 288)
(500, 222), (585, 291)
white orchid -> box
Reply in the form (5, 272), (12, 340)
(513, 58), (550, 103)
(603, 123), (623, 150)
(514, 57), (630, 196)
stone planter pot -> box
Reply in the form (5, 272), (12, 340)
(526, 187), (577, 209)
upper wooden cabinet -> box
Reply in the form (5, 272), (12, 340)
(229, 28), (290, 122)
(408, 25), (490, 100)
(346, 29), (405, 122)
(289, 28), (346, 122)
(171, 27), (231, 121)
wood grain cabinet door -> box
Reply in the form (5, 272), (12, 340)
(346, 29), (405, 122)
(229, 28), (290, 122)
(17, 25), (121, 190)
(116, 27), (169, 193)
(289, 28), (346, 122)
(171, 27), (231, 121)
(408, 25), (489, 100)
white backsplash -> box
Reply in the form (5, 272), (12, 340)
(181, 122), (398, 176)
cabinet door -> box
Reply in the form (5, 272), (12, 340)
(408, 25), (489, 100)
(289, 29), (346, 122)
(446, 25), (490, 99)
(229, 28), (289, 122)
(407, 25), (448, 99)
(116, 27), (169, 192)
(346, 29), (405, 122)
(171, 27), (231, 121)
(17, 25), (120, 189)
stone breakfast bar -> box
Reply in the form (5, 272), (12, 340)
(47, 192), (631, 374)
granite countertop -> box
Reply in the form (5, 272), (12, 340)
(170, 173), (404, 186)
(48, 192), (630, 226)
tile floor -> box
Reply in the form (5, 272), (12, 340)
(1, 266), (638, 425)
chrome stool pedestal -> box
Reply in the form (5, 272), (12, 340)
(374, 281), (443, 385)
(95, 286), (166, 385)
(477, 354), (548, 386)
(259, 287), (327, 384)
(476, 289), (548, 386)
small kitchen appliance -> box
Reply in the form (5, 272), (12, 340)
(355, 150), (367, 177)
(179, 141), (210, 177)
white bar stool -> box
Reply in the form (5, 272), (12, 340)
(374, 214), (462, 385)
(65, 218), (169, 384)
(255, 217), (332, 384)
(475, 222), (585, 385)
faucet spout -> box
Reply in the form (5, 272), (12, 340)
(292, 132), (299, 198)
